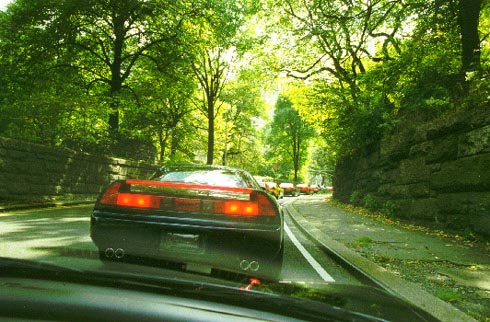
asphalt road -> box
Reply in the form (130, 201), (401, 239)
(0, 196), (361, 285)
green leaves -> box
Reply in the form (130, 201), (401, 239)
(269, 0), (489, 163)
(2, 0), (489, 169)
(264, 93), (314, 182)
(0, 0), (259, 163)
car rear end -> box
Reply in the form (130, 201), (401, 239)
(90, 166), (284, 280)
(263, 181), (280, 199)
(280, 183), (298, 196)
(296, 184), (313, 195)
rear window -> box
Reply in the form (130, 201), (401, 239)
(157, 170), (248, 188)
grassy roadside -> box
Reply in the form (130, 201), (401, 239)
(327, 197), (490, 321)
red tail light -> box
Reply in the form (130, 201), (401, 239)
(116, 193), (160, 209)
(256, 193), (276, 216)
(99, 182), (121, 205)
(98, 180), (278, 217)
(224, 201), (259, 216)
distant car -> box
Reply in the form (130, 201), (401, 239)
(310, 184), (319, 193)
(279, 183), (300, 197)
(264, 181), (284, 199)
(326, 186), (334, 192)
(91, 164), (284, 280)
(254, 176), (266, 189)
(296, 183), (313, 195)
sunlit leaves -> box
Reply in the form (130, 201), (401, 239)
(216, 68), (265, 169)
(266, 0), (489, 163)
(267, 0), (413, 160)
(0, 0), (260, 162)
(265, 92), (315, 182)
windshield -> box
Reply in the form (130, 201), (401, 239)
(1, 1), (489, 321)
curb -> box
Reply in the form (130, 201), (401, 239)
(284, 201), (478, 322)
(0, 200), (95, 213)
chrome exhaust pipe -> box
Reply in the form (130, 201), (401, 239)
(115, 248), (125, 259)
(104, 248), (115, 258)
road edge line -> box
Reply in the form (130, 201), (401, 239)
(284, 221), (336, 282)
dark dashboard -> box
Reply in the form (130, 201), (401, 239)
(0, 257), (438, 322)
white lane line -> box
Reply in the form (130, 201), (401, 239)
(284, 222), (335, 282)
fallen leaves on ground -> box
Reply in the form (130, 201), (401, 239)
(328, 198), (489, 250)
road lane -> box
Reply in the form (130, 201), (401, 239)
(1, 200), (362, 285)
(0, 205), (99, 269)
(283, 221), (335, 282)
(280, 195), (364, 285)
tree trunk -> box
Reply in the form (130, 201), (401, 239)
(458, 0), (482, 73)
(108, 91), (120, 136)
(108, 8), (126, 136)
(292, 133), (300, 183)
(170, 129), (178, 160)
(158, 129), (168, 161)
(207, 98), (215, 165)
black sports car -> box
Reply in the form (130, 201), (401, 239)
(90, 164), (284, 280)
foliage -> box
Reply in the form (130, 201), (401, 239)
(435, 290), (463, 303)
(191, 47), (231, 165)
(382, 201), (398, 218)
(362, 194), (379, 211)
(269, 0), (490, 161)
(306, 140), (336, 185)
(187, 0), (261, 165)
(217, 67), (265, 170)
(0, 0), (259, 162)
(349, 191), (362, 206)
(264, 93), (315, 183)
(124, 60), (198, 162)
(1, 0), (490, 169)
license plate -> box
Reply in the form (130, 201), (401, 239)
(160, 233), (202, 253)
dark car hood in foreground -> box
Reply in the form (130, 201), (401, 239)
(258, 281), (439, 322)
(0, 257), (438, 322)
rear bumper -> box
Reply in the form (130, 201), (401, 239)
(283, 189), (298, 196)
(90, 211), (283, 278)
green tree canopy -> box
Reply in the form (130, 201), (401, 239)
(265, 94), (314, 183)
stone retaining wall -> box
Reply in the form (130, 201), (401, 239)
(333, 105), (490, 236)
(0, 137), (159, 201)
